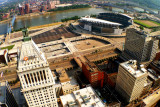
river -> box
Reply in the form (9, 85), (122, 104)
(0, 8), (124, 35)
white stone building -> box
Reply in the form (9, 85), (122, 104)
(17, 40), (58, 107)
(60, 86), (105, 107)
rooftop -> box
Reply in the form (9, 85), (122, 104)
(60, 86), (105, 107)
(73, 87), (105, 107)
(18, 40), (47, 72)
(143, 88), (160, 106)
(83, 61), (100, 73)
(60, 93), (78, 107)
(56, 68), (70, 83)
(79, 17), (122, 26)
(121, 60), (147, 78)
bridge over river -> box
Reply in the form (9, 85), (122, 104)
(97, 3), (156, 14)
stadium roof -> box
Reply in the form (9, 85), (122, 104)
(79, 17), (122, 26)
(121, 13), (134, 19)
(99, 12), (134, 19)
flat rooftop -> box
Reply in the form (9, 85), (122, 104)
(60, 86), (105, 107)
(60, 93), (78, 107)
(121, 60), (147, 78)
(143, 88), (160, 106)
(85, 48), (118, 62)
(56, 68), (70, 83)
(72, 38), (110, 51)
(73, 86), (105, 107)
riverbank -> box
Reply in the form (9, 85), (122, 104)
(0, 18), (11, 24)
(29, 22), (63, 30)
(0, 5), (91, 24)
(0, 8), (109, 35)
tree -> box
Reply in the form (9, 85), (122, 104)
(140, 25), (144, 30)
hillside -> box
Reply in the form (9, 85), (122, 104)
(128, 0), (160, 9)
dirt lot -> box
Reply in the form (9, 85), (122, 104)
(73, 39), (106, 50)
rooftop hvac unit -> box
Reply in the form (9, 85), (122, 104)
(76, 92), (80, 95)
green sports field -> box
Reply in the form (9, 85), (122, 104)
(134, 20), (160, 28)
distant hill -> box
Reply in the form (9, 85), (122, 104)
(128, 0), (160, 9)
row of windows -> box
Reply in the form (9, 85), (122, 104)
(24, 86), (57, 106)
(20, 69), (54, 88)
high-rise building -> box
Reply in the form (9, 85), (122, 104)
(53, 0), (60, 5)
(47, 0), (55, 10)
(115, 60), (148, 102)
(17, 30), (58, 107)
(25, 4), (30, 14)
(123, 28), (159, 62)
(19, 4), (24, 15)
(0, 81), (18, 107)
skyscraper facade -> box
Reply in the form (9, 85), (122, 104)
(124, 28), (159, 62)
(19, 4), (24, 15)
(115, 60), (148, 102)
(17, 36), (58, 106)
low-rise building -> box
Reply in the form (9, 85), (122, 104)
(82, 61), (104, 88)
(57, 68), (79, 95)
(60, 86), (105, 107)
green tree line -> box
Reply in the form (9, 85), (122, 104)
(61, 16), (80, 22)
(48, 4), (91, 12)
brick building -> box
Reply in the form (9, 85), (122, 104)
(82, 61), (104, 88)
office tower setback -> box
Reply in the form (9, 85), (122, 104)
(124, 28), (159, 62)
(115, 60), (148, 102)
(17, 31), (58, 107)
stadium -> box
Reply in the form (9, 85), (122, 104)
(78, 17), (123, 35)
(98, 13), (133, 28)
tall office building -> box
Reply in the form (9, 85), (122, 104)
(115, 60), (148, 102)
(124, 28), (159, 62)
(47, 0), (55, 10)
(25, 4), (30, 14)
(17, 30), (58, 107)
(0, 81), (18, 107)
(19, 4), (24, 15)
(53, 0), (60, 5)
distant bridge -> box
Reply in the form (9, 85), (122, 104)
(7, 15), (16, 34)
(97, 3), (155, 14)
